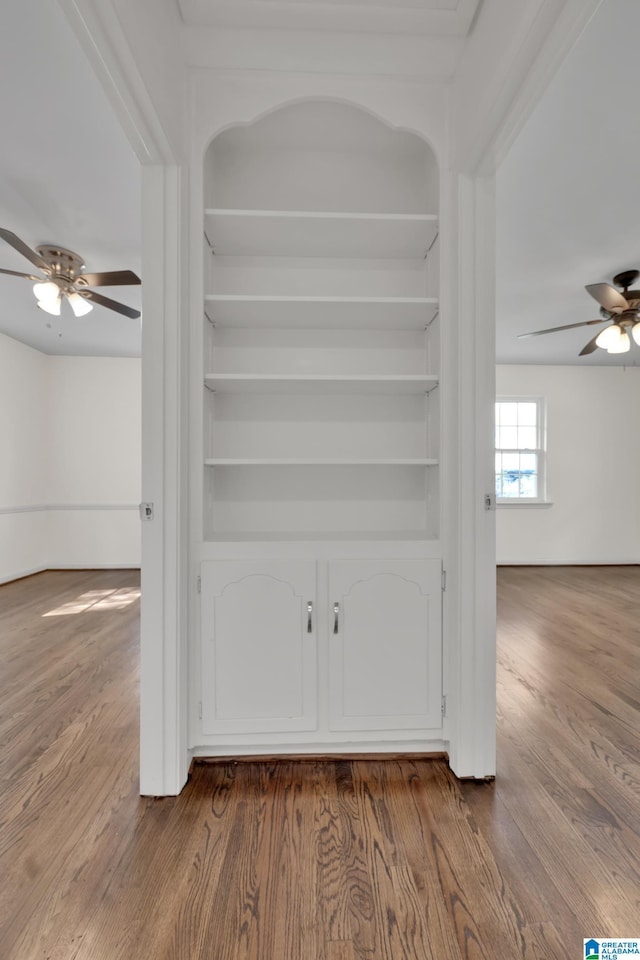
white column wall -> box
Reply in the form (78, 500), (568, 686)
(139, 164), (190, 797)
(497, 364), (640, 564)
(0, 332), (141, 582)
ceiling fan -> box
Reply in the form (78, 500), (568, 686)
(519, 269), (640, 356)
(0, 227), (141, 319)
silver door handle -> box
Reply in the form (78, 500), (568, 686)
(333, 602), (339, 634)
(307, 601), (313, 633)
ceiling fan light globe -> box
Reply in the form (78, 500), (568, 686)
(67, 292), (93, 317)
(632, 322), (640, 346)
(37, 298), (61, 316)
(607, 331), (631, 354)
(33, 281), (60, 307)
(595, 324), (623, 349)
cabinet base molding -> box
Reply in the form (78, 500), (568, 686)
(192, 751), (447, 769)
(190, 740), (448, 760)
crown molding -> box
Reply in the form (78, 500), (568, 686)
(56, 0), (177, 165)
(456, 0), (604, 175)
(178, 0), (480, 36)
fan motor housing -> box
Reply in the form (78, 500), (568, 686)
(613, 269), (640, 291)
(36, 245), (85, 284)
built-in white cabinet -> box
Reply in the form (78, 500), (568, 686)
(329, 560), (441, 732)
(200, 558), (441, 743)
(194, 101), (444, 756)
(200, 560), (317, 735)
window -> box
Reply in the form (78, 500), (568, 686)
(495, 398), (546, 502)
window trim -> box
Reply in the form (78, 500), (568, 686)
(495, 395), (548, 505)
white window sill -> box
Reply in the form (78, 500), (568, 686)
(497, 500), (554, 509)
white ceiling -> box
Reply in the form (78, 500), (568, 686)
(0, 0), (141, 357)
(496, 0), (640, 366)
(1, 0), (637, 366)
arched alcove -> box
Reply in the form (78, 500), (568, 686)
(203, 99), (439, 214)
(199, 98), (440, 541)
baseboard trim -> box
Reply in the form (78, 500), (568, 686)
(497, 560), (640, 566)
(190, 739), (448, 759)
(47, 563), (141, 570)
(0, 565), (47, 585)
(193, 751), (448, 767)
(0, 564), (140, 586)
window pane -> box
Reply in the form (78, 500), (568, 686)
(502, 453), (519, 471)
(501, 472), (520, 497)
(495, 403), (501, 426)
(517, 403), (537, 426)
(518, 426), (537, 449)
(500, 403), (518, 426)
(499, 426), (518, 448)
(520, 452), (538, 497)
(520, 472), (538, 498)
(495, 473), (503, 497)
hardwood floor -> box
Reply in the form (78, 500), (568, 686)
(1, 566), (639, 959)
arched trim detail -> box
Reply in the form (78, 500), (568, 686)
(201, 94), (440, 169)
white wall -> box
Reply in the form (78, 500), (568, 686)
(497, 364), (640, 564)
(0, 335), (49, 580)
(0, 333), (141, 582)
(46, 357), (141, 568)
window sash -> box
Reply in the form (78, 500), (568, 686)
(495, 397), (546, 502)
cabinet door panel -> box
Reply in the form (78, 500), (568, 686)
(201, 560), (317, 734)
(329, 560), (441, 731)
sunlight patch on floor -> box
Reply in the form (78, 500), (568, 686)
(42, 587), (141, 617)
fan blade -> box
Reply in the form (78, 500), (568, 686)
(82, 289), (140, 319)
(585, 282), (628, 313)
(0, 267), (42, 281)
(0, 228), (50, 272)
(78, 270), (141, 287)
(579, 332), (602, 356)
(518, 318), (606, 339)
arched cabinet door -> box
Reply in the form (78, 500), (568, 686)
(200, 560), (317, 735)
(328, 560), (442, 732)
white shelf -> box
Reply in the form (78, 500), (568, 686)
(207, 531), (437, 542)
(205, 458), (438, 466)
(204, 374), (439, 394)
(204, 296), (439, 330)
(204, 209), (438, 259)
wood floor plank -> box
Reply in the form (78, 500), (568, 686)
(327, 942), (358, 960)
(353, 760), (463, 960)
(317, 760), (376, 952)
(407, 761), (535, 960)
(1, 566), (640, 959)
(459, 781), (585, 944)
(497, 676), (640, 895)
